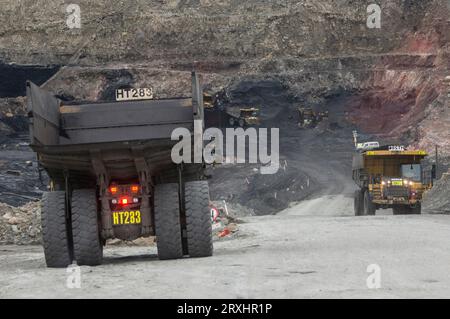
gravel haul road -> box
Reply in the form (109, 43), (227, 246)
(2, 193), (450, 298)
(1, 109), (449, 298)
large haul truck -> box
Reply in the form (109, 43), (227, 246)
(27, 72), (213, 267)
(352, 145), (431, 216)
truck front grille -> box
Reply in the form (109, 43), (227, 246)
(385, 186), (409, 198)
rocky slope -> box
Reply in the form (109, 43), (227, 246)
(0, 1), (437, 65)
(0, 0), (449, 213)
(1, 0), (448, 157)
(0, 202), (41, 244)
(423, 169), (450, 214)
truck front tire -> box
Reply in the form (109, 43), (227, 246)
(410, 204), (422, 215)
(393, 204), (421, 215)
(354, 190), (364, 216)
(71, 189), (103, 266)
(154, 183), (183, 260)
(363, 190), (376, 216)
(184, 181), (213, 258)
(41, 191), (72, 268)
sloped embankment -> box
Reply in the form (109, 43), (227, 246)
(423, 172), (450, 214)
(0, 202), (41, 244)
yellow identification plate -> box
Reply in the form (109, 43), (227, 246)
(392, 180), (403, 186)
(112, 211), (141, 225)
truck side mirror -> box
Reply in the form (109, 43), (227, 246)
(431, 164), (436, 179)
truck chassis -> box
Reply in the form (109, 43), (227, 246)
(29, 72), (213, 267)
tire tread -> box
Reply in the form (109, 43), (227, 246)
(185, 181), (213, 258)
(41, 191), (72, 268)
(154, 183), (183, 260)
(72, 189), (103, 266)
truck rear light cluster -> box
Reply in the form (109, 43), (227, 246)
(110, 186), (118, 194)
(109, 185), (139, 194)
(111, 197), (139, 205)
(109, 184), (140, 205)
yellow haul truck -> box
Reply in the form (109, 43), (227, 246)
(352, 146), (431, 216)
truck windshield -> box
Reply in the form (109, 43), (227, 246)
(401, 164), (421, 181)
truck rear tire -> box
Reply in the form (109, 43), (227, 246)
(41, 191), (72, 268)
(71, 189), (103, 266)
(184, 181), (213, 258)
(354, 190), (364, 216)
(154, 183), (183, 260)
(363, 190), (376, 216)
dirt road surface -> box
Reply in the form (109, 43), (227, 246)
(1, 96), (448, 298)
(2, 192), (450, 298)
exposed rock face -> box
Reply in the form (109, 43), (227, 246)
(0, 1), (449, 213)
(423, 171), (450, 214)
(0, 1), (437, 65)
(345, 4), (450, 160)
(0, 201), (41, 244)
(1, 1), (448, 160)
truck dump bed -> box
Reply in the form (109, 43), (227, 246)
(58, 98), (193, 145)
(27, 72), (204, 181)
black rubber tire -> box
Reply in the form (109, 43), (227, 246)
(363, 190), (376, 216)
(71, 189), (103, 266)
(185, 181), (213, 258)
(41, 191), (72, 268)
(395, 204), (422, 215)
(411, 203), (422, 215)
(354, 190), (364, 216)
(393, 206), (405, 215)
(154, 183), (183, 260)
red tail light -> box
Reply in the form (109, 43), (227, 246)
(131, 185), (139, 193)
(110, 186), (118, 194)
(120, 197), (128, 205)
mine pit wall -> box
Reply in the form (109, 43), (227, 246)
(0, 63), (60, 137)
(0, 1), (449, 211)
(345, 16), (450, 166)
(0, 1), (438, 65)
(0, 0), (448, 144)
(1, 56), (449, 159)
